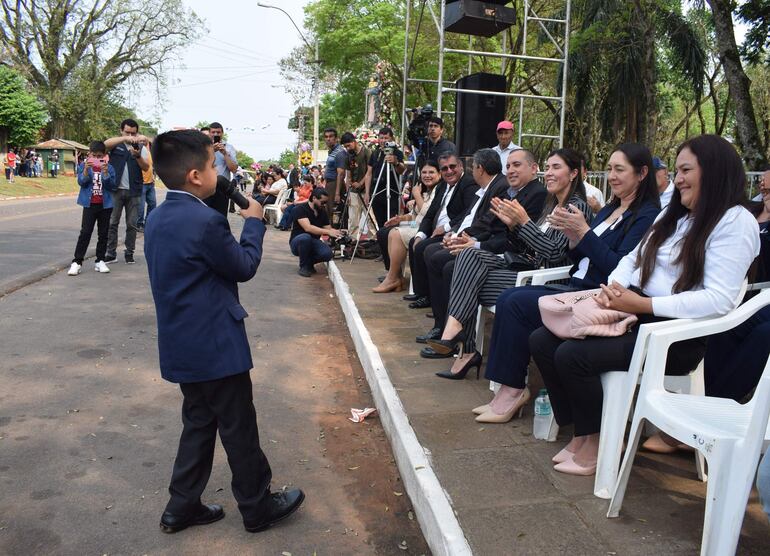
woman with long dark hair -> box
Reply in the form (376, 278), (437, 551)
(424, 148), (591, 378)
(529, 135), (760, 476)
(472, 143), (660, 423)
(373, 160), (442, 293)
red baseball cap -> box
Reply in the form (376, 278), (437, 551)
(496, 120), (514, 131)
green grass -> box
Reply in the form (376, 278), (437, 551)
(0, 175), (80, 198)
(0, 175), (168, 198)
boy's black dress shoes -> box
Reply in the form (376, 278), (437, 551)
(244, 489), (305, 533)
(402, 293), (420, 301)
(160, 503), (224, 533)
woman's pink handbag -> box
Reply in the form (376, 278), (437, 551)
(538, 289), (638, 339)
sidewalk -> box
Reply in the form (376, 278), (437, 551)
(0, 220), (428, 555)
(332, 256), (770, 555)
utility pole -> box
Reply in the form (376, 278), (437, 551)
(312, 39), (320, 165)
(257, 2), (321, 164)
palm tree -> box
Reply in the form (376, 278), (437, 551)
(568, 0), (706, 156)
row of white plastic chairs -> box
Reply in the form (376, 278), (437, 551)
(473, 267), (770, 556)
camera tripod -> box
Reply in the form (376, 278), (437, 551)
(349, 158), (402, 264)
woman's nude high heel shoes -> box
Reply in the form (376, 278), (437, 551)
(475, 388), (531, 423)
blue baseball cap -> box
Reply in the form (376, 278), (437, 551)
(652, 157), (667, 170)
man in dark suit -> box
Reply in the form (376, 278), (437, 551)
(144, 130), (304, 535)
(416, 149), (510, 342)
(418, 147), (547, 349)
(404, 153), (478, 309)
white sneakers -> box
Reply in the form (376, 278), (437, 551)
(94, 261), (111, 273)
(67, 261), (111, 275)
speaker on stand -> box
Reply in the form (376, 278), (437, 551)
(454, 72), (507, 157)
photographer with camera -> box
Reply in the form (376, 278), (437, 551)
(290, 188), (344, 277)
(67, 141), (117, 276)
(202, 122), (240, 215)
(409, 116), (457, 176)
(323, 128), (348, 223)
(363, 127), (406, 227)
(341, 132), (371, 239)
(103, 118), (150, 264)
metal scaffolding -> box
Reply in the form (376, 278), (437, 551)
(400, 0), (572, 149)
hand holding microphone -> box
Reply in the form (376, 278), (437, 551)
(240, 198), (263, 220)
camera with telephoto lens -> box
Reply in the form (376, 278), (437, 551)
(406, 104), (434, 147)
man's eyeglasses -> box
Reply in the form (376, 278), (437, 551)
(440, 164), (458, 172)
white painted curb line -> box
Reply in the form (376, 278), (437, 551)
(327, 261), (473, 556)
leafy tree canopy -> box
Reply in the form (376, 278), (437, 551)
(0, 0), (203, 139)
(0, 67), (48, 146)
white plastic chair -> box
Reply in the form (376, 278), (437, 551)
(475, 266), (572, 392)
(607, 288), (770, 556)
(594, 280), (749, 498)
(263, 188), (291, 225)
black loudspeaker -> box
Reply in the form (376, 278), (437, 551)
(455, 72), (507, 157)
(445, 0), (516, 37)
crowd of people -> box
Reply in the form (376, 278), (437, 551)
(274, 117), (770, 507)
(3, 147), (51, 181)
(62, 113), (770, 518)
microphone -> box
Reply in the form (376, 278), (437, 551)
(216, 175), (250, 210)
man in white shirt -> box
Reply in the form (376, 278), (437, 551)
(752, 166), (770, 202)
(492, 120), (520, 170)
(653, 156), (674, 209)
(580, 158), (605, 213)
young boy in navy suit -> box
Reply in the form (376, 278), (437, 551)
(145, 130), (304, 534)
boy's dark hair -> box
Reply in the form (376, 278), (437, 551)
(152, 130), (213, 189)
(340, 132), (356, 144)
(311, 187), (329, 200)
(120, 118), (139, 131)
(302, 174), (315, 185)
(89, 140), (107, 154)
(209, 121), (223, 130)
(323, 128), (338, 137)
(379, 127), (394, 137)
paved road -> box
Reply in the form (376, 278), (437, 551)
(0, 209), (429, 555)
(0, 193), (170, 296)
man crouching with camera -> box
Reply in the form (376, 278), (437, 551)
(289, 187), (345, 277)
(144, 130), (304, 535)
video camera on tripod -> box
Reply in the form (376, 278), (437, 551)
(406, 104), (434, 150)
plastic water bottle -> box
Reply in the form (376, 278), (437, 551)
(533, 389), (558, 441)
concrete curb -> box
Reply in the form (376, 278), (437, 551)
(327, 261), (473, 556)
(0, 192), (78, 201)
(0, 257), (77, 298)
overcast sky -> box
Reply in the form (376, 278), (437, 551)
(133, 1), (750, 161)
(134, 0), (310, 161)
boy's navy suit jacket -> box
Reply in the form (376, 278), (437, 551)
(144, 190), (265, 383)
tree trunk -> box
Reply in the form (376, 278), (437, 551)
(637, 1), (657, 150)
(706, 0), (768, 169)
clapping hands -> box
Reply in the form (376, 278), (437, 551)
(490, 197), (529, 230)
(546, 204), (590, 243)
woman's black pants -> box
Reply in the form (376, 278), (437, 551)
(528, 315), (706, 437)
